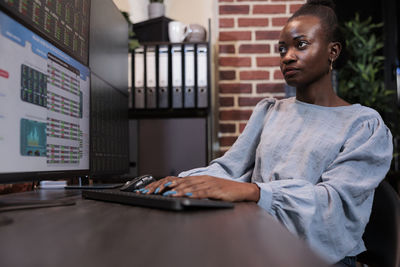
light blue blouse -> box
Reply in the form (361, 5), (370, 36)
(179, 97), (393, 263)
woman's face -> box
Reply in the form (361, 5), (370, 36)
(278, 15), (331, 88)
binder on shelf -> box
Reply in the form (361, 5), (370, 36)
(146, 45), (157, 109)
(171, 44), (183, 108)
(158, 45), (169, 108)
(184, 44), (195, 108)
(134, 46), (145, 109)
(196, 44), (208, 108)
(128, 50), (133, 109)
(128, 87), (133, 109)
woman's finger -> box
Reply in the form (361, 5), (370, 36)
(165, 181), (215, 199)
(143, 176), (181, 194)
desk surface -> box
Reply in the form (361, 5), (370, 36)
(0, 189), (329, 267)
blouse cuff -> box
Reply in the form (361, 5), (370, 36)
(255, 182), (273, 212)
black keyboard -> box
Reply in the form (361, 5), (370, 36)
(82, 189), (234, 211)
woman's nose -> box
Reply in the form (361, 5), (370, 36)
(282, 48), (297, 64)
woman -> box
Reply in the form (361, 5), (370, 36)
(141, 0), (393, 265)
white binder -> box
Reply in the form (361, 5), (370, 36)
(196, 44), (208, 108)
(184, 44), (195, 108)
(134, 46), (145, 109)
(171, 44), (183, 108)
(128, 54), (132, 109)
(158, 45), (169, 108)
(146, 45), (156, 109)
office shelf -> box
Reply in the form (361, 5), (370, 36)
(129, 40), (210, 117)
(129, 108), (208, 119)
(128, 32), (213, 176)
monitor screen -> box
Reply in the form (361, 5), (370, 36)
(0, 10), (90, 182)
(0, 0), (91, 65)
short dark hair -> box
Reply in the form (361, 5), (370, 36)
(288, 0), (345, 67)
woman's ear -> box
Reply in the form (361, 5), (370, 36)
(329, 41), (342, 61)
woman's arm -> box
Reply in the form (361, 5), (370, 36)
(178, 98), (276, 182)
(143, 98), (276, 201)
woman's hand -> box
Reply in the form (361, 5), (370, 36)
(143, 175), (260, 202)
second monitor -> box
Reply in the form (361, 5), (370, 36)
(0, 9), (90, 183)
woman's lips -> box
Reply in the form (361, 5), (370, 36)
(284, 68), (299, 77)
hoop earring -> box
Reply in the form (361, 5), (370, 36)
(330, 59), (334, 71)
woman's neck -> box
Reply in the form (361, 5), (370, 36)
(295, 74), (349, 107)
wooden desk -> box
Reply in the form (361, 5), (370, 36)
(0, 190), (330, 267)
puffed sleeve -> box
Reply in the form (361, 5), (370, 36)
(179, 98), (276, 182)
(255, 117), (393, 263)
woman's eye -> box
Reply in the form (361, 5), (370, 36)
(298, 41), (308, 49)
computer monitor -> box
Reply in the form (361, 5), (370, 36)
(0, 0), (91, 65)
(89, 0), (129, 180)
(0, 9), (90, 183)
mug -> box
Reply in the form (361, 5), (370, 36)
(186, 24), (207, 42)
(168, 21), (188, 43)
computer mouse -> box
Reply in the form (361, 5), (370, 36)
(120, 175), (156, 192)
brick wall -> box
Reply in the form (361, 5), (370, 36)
(217, 0), (306, 153)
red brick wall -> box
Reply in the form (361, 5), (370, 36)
(217, 0), (305, 153)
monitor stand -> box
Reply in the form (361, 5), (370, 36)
(0, 188), (76, 220)
(0, 198), (76, 213)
